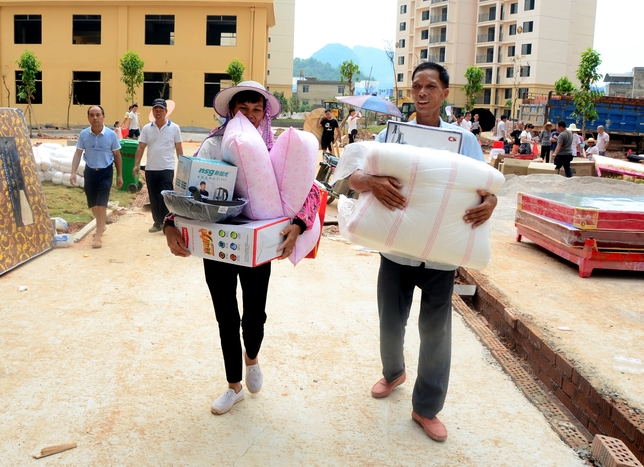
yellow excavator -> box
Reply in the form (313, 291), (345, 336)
(397, 97), (416, 122)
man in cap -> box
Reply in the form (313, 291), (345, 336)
(133, 98), (184, 232)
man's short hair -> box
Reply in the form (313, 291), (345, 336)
(557, 120), (567, 128)
(87, 105), (105, 116)
(131, 104), (138, 108)
(349, 109), (356, 114)
(501, 115), (507, 120)
(456, 114), (463, 119)
(465, 112), (471, 117)
(200, 181), (206, 186)
(411, 62), (449, 88)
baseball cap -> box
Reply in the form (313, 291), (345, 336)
(152, 98), (167, 109)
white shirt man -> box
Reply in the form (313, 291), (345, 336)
(461, 113), (472, 132)
(496, 116), (507, 141)
(596, 126), (609, 156)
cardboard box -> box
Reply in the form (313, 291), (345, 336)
(527, 162), (559, 175)
(570, 159), (596, 177)
(174, 156), (237, 200)
(385, 121), (463, 153)
(500, 158), (531, 176)
(175, 216), (290, 267)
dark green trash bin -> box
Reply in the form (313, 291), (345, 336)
(119, 140), (142, 192)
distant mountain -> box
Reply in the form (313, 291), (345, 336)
(293, 57), (339, 81)
(294, 43), (394, 88)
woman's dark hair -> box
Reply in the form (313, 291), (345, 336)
(229, 90), (266, 112)
(411, 62), (450, 88)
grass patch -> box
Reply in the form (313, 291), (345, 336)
(42, 174), (138, 223)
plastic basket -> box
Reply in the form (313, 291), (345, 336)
(161, 190), (247, 223)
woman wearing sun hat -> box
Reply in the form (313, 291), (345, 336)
(567, 124), (585, 157)
(164, 81), (321, 415)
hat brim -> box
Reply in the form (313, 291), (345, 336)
(148, 100), (175, 122)
(214, 84), (281, 118)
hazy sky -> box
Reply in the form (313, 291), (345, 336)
(293, 0), (637, 78)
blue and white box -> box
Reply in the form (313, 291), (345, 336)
(174, 156), (238, 201)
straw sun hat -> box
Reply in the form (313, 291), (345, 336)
(213, 81), (281, 118)
(568, 123), (580, 132)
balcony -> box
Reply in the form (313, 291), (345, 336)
(429, 35), (447, 44)
(428, 54), (446, 63)
(477, 34), (494, 43)
(430, 0), (448, 4)
(476, 55), (494, 64)
(478, 12), (496, 22)
(430, 15), (448, 24)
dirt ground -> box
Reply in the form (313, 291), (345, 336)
(1, 137), (642, 465)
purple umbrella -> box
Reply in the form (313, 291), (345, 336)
(337, 95), (402, 117)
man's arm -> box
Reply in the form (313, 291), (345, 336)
(175, 142), (184, 157)
(112, 149), (123, 189)
(133, 142), (147, 178)
(348, 169), (406, 211)
(69, 148), (83, 186)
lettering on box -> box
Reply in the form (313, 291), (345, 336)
(198, 167), (230, 178)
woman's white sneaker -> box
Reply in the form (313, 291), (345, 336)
(245, 363), (263, 393)
(211, 388), (244, 415)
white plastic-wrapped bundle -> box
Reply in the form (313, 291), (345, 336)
(38, 170), (45, 182)
(76, 160), (86, 175)
(62, 173), (73, 186)
(52, 171), (64, 185)
(44, 168), (54, 181)
(79, 175), (85, 188)
(337, 141), (505, 270)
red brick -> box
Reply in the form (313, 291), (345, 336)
(572, 368), (581, 385)
(575, 393), (599, 422)
(612, 404), (637, 442)
(537, 369), (555, 390)
(556, 354), (574, 379)
(545, 363), (564, 388)
(579, 375), (591, 398)
(517, 321), (530, 339)
(597, 414), (619, 438)
(541, 344), (556, 365)
(599, 396), (614, 419)
(555, 388), (573, 412)
(570, 403), (590, 430)
(588, 421), (600, 436)
(529, 330), (542, 350)
(503, 308), (518, 329)
(634, 427), (644, 449)
(562, 377), (577, 398)
(591, 435), (643, 467)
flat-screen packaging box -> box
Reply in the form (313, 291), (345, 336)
(175, 216), (290, 267)
(570, 159), (596, 177)
(528, 162), (559, 175)
(501, 158), (531, 176)
(385, 121), (463, 153)
(175, 156), (237, 201)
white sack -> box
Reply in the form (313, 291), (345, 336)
(38, 170), (45, 182)
(52, 171), (64, 185)
(337, 141), (505, 270)
(44, 168), (54, 181)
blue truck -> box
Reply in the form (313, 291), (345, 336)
(519, 92), (644, 153)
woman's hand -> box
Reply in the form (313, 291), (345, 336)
(165, 226), (190, 257)
(463, 190), (498, 228)
(277, 224), (302, 260)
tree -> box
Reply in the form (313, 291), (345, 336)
(461, 66), (485, 112)
(289, 95), (301, 113)
(571, 48), (603, 138)
(66, 74), (74, 129)
(339, 60), (361, 96)
(273, 91), (289, 116)
(119, 50), (145, 104)
(508, 55), (529, 119)
(554, 76), (576, 96)
(1, 65), (10, 106)
(16, 50), (43, 137)
(384, 41), (398, 103)
(226, 59), (245, 86)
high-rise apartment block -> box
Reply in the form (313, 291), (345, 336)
(395, 0), (596, 116)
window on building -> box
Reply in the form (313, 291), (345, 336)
(521, 43), (532, 55)
(506, 67), (513, 78)
(397, 73), (404, 82)
(145, 15), (174, 45)
(268, 53), (270, 59)
(486, 48), (494, 62)
(510, 3), (518, 14)
(302, 99), (309, 106)
(523, 21), (534, 32)
(15, 71), (43, 104)
(483, 88), (492, 105)
(14, 14), (42, 44)
(399, 39), (406, 48)
(484, 68), (493, 84)
(421, 10), (429, 21)
(204, 73), (230, 107)
(398, 56), (404, 65)
(72, 71), (101, 105)
(143, 72), (172, 106)
(505, 88), (513, 99)
(338, 85), (344, 94)
(508, 45), (516, 57)
(524, 0), (535, 11)
(421, 29), (429, 40)
(267, 70), (270, 76)
(509, 24), (517, 35)
(206, 15), (237, 46)
(420, 49), (428, 59)
(520, 66), (530, 77)
(400, 22), (406, 31)
(73, 15), (101, 44)
(439, 47), (446, 62)
(400, 5), (407, 14)
(518, 87), (529, 98)
(302, 85), (310, 93)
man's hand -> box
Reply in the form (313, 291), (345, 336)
(69, 173), (77, 186)
(116, 175), (123, 190)
(165, 226), (190, 257)
(349, 170), (406, 211)
(464, 190), (497, 228)
(132, 166), (140, 179)
(277, 224), (302, 260)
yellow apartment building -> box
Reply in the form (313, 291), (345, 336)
(0, 0), (277, 129)
(266, 0), (294, 98)
(395, 0), (596, 117)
